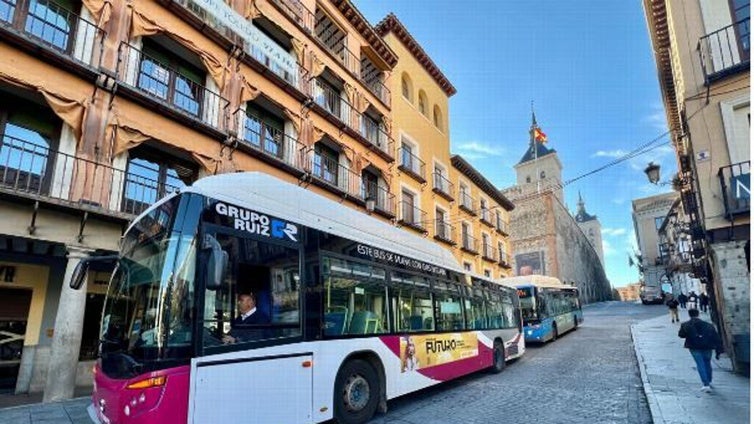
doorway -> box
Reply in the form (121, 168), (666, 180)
(0, 288), (32, 393)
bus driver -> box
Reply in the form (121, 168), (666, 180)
(223, 293), (270, 343)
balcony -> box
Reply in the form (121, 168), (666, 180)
(362, 179), (395, 218)
(480, 208), (494, 227)
(269, 0), (315, 34)
(315, 11), (359, 77)
(432, 171), (454, 201)
(718, 160), (750, 219)
(0, 132), (171, 218)
(117, 43), (229, 133)
(459, 192), (476, 215)
(397, 147), (425, 183)
(364, 78), (390, 107)
(461, 234), (478, 254)
(434, 220), (456, 245)
(398, 201), (427, 233)
(698, 17), (750, 85)
(360, 115), (393, 158)
(496, 216), (509, 236)
(0, 0), (103, 70)
(482, 243), (497, 262)
(498, 252), (511, 268)
(306, 149), (362, 198)
(234, 109), (307, 172)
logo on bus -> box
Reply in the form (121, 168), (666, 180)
(214, 202), (298, 242)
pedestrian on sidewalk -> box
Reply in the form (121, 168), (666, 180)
(665, 295), (680, 323)
(688, 291), (698, 309)
(678, 308), (724, 393)
(699, 292), (709, 313)
(677, 292), (688, 309)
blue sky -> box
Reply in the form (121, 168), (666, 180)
(354, 1), (678, 288)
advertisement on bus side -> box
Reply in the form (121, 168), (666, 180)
(399, 333), (479, 372)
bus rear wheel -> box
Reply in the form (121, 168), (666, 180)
(490, 340), (506, 374)
(334, 359), (379, 424)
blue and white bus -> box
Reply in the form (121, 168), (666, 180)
(501, 276), (583, 343)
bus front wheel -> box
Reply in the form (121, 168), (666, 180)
(490, 340), (506, 374)
(551, 325), (558, 341)
(334, 359), (379, 424)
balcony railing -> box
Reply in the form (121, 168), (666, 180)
(360, 116), (393, 158)
(399, 201), (427, 232)
(0, 0), (103, 67)
(397, 146), (425, 183)
(718, 160), (750, 219)
(698, 17), (750, 84)
(0, 133), (171, 217)
(461, 234), (478, 254)
(434, 220), (456, 245)
(459, 192), (476, 215)
(117, 42), (229, 132)
(315, 24), (360, 76)
(498, 251), (511, 267)
(496, 216), (509, 235)
(480, 207), (493, 226)
(306, 149), (362, 197)
(269, 0), (315, 34)
(432, 171), (454, 200)
(364, 78), (390, 106)
(234, 109), (307, 171)
(362, 179), (395, 217)
(482, 243), (497, 262)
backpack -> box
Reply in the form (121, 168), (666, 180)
(687, 320), (718, 350)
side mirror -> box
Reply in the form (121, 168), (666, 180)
(204, 235), (228, 291)
(70, 259), (90, 290)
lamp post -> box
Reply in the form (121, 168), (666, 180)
(644, 162), (661, 184)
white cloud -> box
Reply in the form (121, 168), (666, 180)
(602, 227), (627, 237)
(643, 102), (668, 131)
(453, 141), (504, 159)
(591, 149), (629, 158)
(602, 239), (616, 256)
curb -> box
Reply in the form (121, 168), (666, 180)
(630, 323), (663, 424)
(0, 395), (90, 412)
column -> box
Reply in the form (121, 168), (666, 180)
(43, 246), (92, 402)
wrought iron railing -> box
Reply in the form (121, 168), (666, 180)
(234, 109), (307, 171)
(364, 78), (390, 106)
(360, 116), (393, 157)
(361, 179), (395, 217)
(718, 160), (750, 219)
(480, 207), (493, 226)
(483, 243), (497, 261)
(432, 171), (454, 199)
(315, 23), (360, 76)
(397, 146), (425, 182)
(498, 251), (511, 266)
(0, 0), (103, 67)
(399, 201), (426, 231)
(269, 0), (315, 34)
(461, 233), (478, 254)
(313, 78), (350, 122)
(698, 17), (750, 83)
(459, 192), (476, 215)
(117, 42), (229, 131)
(0, 133), (171, 217)
(496, 215), (509, 235)
(434, 220), (455, 244)
(306, 149), (362, 197)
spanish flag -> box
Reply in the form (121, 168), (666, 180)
(533, 127), (548, 143)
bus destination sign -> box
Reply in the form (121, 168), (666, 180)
(356, 244), (447, 277)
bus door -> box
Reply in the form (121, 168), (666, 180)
(192, 223), (309, 423)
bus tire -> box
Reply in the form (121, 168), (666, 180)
(573, 316), (578, 329)
(333, 359), (379, 424)
(490, 340), (506, 374)
(551, 324), (558, 342)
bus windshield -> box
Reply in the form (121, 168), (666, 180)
(100, 194), (200, 379)
(517, 286), (537, 322)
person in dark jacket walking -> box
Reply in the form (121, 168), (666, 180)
(665, 295), (680, 323)
(699, 292), (710, 313)
(677, 292), (688, 309)
(678, 308), (724, 392)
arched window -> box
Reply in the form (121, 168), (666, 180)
(433, 105), (443, 130)
(526, 176), (531, 183)
(540, 171), (546, 179)
(401, 73), (413, 102)
(418, 90), (428, 116)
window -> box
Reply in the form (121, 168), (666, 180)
(436, 207), (448, 239)
(243, 104), (284, 158)
(315, 7), (345, 61)
(480, 198), (489, 222)
(402, 189), (416, 224)
(139, 40), (205, 117)
(401, 142), (414, 170)
(433, 105), (443, 130)
(484, 269), (491, 277)
(202, 232), (301, 349)
(391, 272), (433, 332)
(314, 77), (342, 117)
(312, 143), (339, 185)
(540, 170), (546, 179)
(323, 257), (387, 336)
(418, 90), (428, 116)
(123, 148), (194, 215)
(433, 281), (462, 331)
(655, 217), (665, 230)
(401, 73), (412, 101)
(463, 262), (472, 271)
(526, 176), (531, 184)
(463, 286), (486, 329)
(0, 98), (59, 194)
(0, 0), (78, 51)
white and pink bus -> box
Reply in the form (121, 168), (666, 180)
(72, 172), (524, 424)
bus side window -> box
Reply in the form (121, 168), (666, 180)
(391, 272), (432, 333)
(323, 256), (387, 336)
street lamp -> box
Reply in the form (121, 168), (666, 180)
(644, 162), (661, 184)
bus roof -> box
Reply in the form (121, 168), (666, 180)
(498, 275), (569, 289)
(175, 172), (466, 275)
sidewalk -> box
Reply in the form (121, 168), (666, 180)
(631, 313), (750, 424)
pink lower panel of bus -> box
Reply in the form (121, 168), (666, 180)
(90, 362), (190, 424)
(380, 333), (494, 381)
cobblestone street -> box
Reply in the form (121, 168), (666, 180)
(366, 302), (664, 424)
